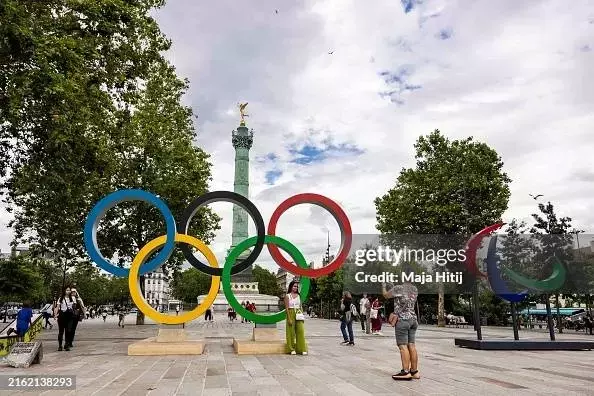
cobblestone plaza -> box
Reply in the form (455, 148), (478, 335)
(2, 313), (593, 395)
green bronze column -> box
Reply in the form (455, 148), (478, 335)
(230, 121), (253, 252)
(228, 104), (256, 284)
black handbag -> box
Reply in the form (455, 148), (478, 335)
(73, 303), (84, 321)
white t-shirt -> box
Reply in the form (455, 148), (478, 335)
(360, 297), (369, 314)
(58, 297), (75, 312)
(287, 293), (301, 309)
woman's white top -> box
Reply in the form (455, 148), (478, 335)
(59, 297), (74, 312)
(288, 293), (301, 309)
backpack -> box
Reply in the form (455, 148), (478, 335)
(344, 303), (359, 323)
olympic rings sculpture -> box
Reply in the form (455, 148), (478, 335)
(83, 189), (352, 325)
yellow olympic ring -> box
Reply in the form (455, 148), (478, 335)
(128, 234), (220, 325)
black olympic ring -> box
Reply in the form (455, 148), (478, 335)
(177, 191), (266, 276)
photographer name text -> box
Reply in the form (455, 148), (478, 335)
(354, 271), (464, 285)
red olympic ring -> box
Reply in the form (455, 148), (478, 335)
(464, 222), (505, 278)
(267, 193), (352, 278)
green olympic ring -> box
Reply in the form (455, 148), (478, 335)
(223, 235), (311, 324)
(502, 255), (567, 292)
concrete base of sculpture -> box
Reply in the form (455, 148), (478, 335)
(455, 338), (594, 350)
(128, 328), (204, 356)
(233, 324), (286, 355)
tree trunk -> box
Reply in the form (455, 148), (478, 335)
(136, 274), (145, 325)
(437, 282), (445, 327)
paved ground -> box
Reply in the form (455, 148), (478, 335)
(1, 312), (593, 395)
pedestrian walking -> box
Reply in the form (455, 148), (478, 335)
(176, 305), (180, 316)
(244, 301), (253, 323)
(227, 306), (236, 321)
(205, 308), (213, 322)
(285, 281), (307, 355)
(54, 286), (75, 351)
(370, 297), (383, 335)
(68, 287), (85, 348)
(340, 291), (357, 346)
(42, 308), (53, 329)
(118, 306), (125, 328)
(359, 293), (370, 333)
(585, 315), (593, 335)
(382, 281), (420, 380)
(102, 309), (107, 322)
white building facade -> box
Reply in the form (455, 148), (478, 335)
(144, 267), (170, 312)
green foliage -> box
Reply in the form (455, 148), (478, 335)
(0, 255), (46, 305)
(253, 266), (282, 298)
(479, 289), (510, 325)
(314, 267), (344, 309)
(375, 130), (511, 235)
(498, 219), (539, 291)
(170, 268), (212, 304)
(1, 0), (220, 276)
(530, 202), (575, 286)
(374, 130), (512, 323)
(93, 60), (220, 272)
(0, 0), (169, 177)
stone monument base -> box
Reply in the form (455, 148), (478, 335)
(232, 324), (286, 355)
(5, 342), (43, 368)
(128, 328), (204, 356)
(455, 337), (594, 350)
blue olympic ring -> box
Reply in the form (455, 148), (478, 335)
(83, 189), (177, 277)
(485, 234), (528, 303)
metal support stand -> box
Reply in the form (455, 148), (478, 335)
(472, 281), (482, 340)
(511, 302), (519, 340)
(545, 295), (555, 341)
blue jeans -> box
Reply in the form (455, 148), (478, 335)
(340, 319), (354, 343)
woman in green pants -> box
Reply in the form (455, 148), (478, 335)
(285, 280), (307, 355)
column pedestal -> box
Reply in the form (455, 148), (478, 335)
(232, 323), (286, 355)
(128, 324), (205, 356)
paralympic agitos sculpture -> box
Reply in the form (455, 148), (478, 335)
(84, 189), (352, 325)
(464, 223), (567, 302)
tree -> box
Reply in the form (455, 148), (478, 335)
(2, 2), (220, 325)
(253, 266), (282, 298)
(315, 268), (344, 317)
(0, 255), (46, 318)
(93, 61), (219, 324)
(479, 289), (511, 326)
(530, 201), (575, 334)
(375, 130), (511, 326)
(106, 276), (131, 307)
(0, 0), (170, 179)
(170, 268), (212, 305)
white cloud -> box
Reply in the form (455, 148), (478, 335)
(2, 0), (594, 274)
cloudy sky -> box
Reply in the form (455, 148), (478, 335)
(1, 0), (594, 273)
